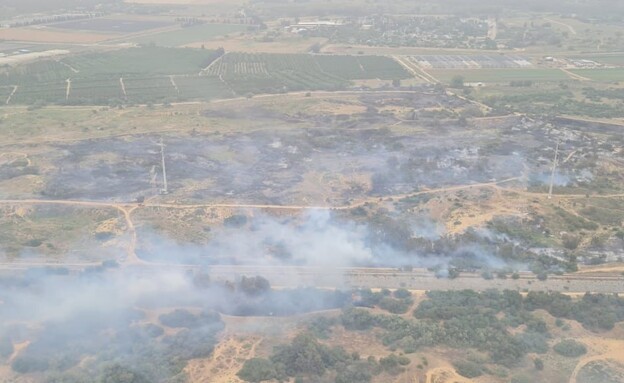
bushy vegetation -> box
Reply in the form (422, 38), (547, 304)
(480, 87), (624, 118)
(553, 339), (587, 357)
(354, 288), (413, 314)
(524, 291), (624, 331)
(9, 307), (224, 381)
(237, 333), (409, 382)
(453, 359), (484, 378)
(338, 289), (624, 370)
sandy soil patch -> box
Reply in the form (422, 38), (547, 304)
(569, 337), (624, 383)
(0, 50), (71, 66)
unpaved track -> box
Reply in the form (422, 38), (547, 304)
(5, 86), (18, 105)
(200, 53), (224, 75)
(0, 178), (519, 269)
(393, 55), (434, 84)
(1, 175), (622, 271)
(0, 199), (143, 265)
(562, 68), (590, 81)
(65, 78), (72, 100)
(1, 179), (623, 294)
(120, 77), (127, 98)
(545, 17), (577, 35)
(145, 177), (520, 211)
(169, 75), (179, 94)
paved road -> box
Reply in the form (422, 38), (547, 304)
(2, 263), (622, 294)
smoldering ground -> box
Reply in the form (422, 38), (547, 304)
(35, 111), (570, 203)
(135, 209), (532, 272)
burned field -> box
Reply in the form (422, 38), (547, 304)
(30, 92), (622, 204)
(2, 91), (622, 273)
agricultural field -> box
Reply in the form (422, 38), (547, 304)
(206, 52), (410, 94)
(9, 81), (68, 105)
(567, 54), (624, 66)
(569, 68), (624, 82)
(130, 23), (248, 47)
(430, 68), (569, 84)
(124, 76), (176, 104)
(172, 75), (234, 100)
(62, 47), (220, 76)
(0, 47), (227, 105)
(0, 28), (111, 43)
(408, 54), (533, 69)
(48, 18), (174, 33)
(1, 86), (15, 104)
(0, 48), (414, 105)
(68, 78), (124, 104)
(0, 60), (73, 85)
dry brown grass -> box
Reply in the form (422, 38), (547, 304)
(185, 336), (263, 383)
(0, 28), (112, 43)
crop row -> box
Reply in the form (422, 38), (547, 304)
(0, 48), (414, 105)
(208, 52), (411, 83)
(4, 75), (233, 105)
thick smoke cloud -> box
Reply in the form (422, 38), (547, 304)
(135, 208), (528, 274)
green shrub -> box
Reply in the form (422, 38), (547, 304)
(453, 360), (482, 378)
(554, 339), (587, 357)
(237, 358), (280, 382)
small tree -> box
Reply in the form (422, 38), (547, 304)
(450, 75), (465, 88)
(534, 358), (544, 370)
(237, 358), (279, 382)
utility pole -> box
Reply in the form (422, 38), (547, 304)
(548, 140), (560, 199)
(158, 138), (169, 195)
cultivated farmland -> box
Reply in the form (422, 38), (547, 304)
(430, 68), (569, 83)
(49, 18), (173, 33)
(173, 75), (234, 100)
(62, 47), (221, 76)
(9, 81), (67, 104)
(69, 78), (124, 104)
(130, 23), (248, 47)
(569, 68), (624, 82)
(0, 47), (414, 105)
(124, 76), (176, 104)
(408, 54), (533, 69)
(206, 52), (410, 94)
